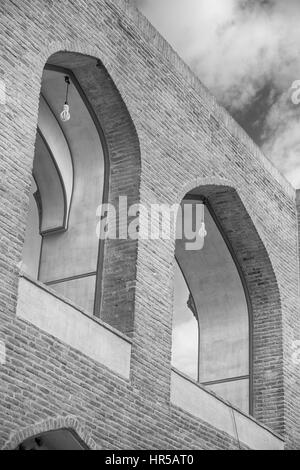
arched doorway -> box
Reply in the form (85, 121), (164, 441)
(17, 429), (89, 451)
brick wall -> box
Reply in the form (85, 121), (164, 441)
(0, 0), (299, 450)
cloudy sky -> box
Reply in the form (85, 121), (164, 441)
(134, 0), (300, 188)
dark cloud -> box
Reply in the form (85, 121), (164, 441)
(238, 0), (275, 10)
(135, 0), (300, 187)
(233, 82), (280, 145)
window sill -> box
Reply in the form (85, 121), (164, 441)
(171, 368), (284, 450)
(16, 274), (132, 380)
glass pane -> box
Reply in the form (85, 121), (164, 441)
(172, 261), (199, 381)
(206, 379), (249, 414)
(174, 198), (249, 412)
(49, 276), (96, 314)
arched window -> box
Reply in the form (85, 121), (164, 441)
(17, 429), (89, 450)
(173, 197), (250, 414)
(22, 65), (107, 315)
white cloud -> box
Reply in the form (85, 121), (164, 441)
(262, 90), (300, 188)
(135, 0), (300, 188)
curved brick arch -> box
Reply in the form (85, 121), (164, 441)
(19, 35), (141, 126)
(2, 415), (99, 450)
(24, 49), (142, 336)
(177, 177), (281, 276)
(175, 181), (284, 433)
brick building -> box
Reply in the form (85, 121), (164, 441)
(0, 0), (299, 450)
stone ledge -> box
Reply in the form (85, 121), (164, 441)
(16, 276), (132, 380)
(171, 370), (284, 450)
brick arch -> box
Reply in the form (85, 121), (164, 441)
(23, 48), (142, 336)
(174, 181), (284, 434)
(177, 176), (278, 267)
(19, 38), (141, 137)
(2, 415), (99, 450)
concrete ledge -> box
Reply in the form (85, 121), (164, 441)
(171, 370), (284, 450)
(16, 276), (131, 380)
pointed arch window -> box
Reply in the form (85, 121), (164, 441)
(172, 197), (251, 414)
(22, 66), (107, 315)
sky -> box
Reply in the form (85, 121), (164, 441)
(134, 0), (300, 188)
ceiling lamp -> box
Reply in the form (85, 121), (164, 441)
(60, 76), (71, 122)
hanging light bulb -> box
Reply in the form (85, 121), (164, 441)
(60, 103), (70, 122)
(60, 76), (71, 122)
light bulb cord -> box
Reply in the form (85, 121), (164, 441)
(64, 76), (70, 105)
